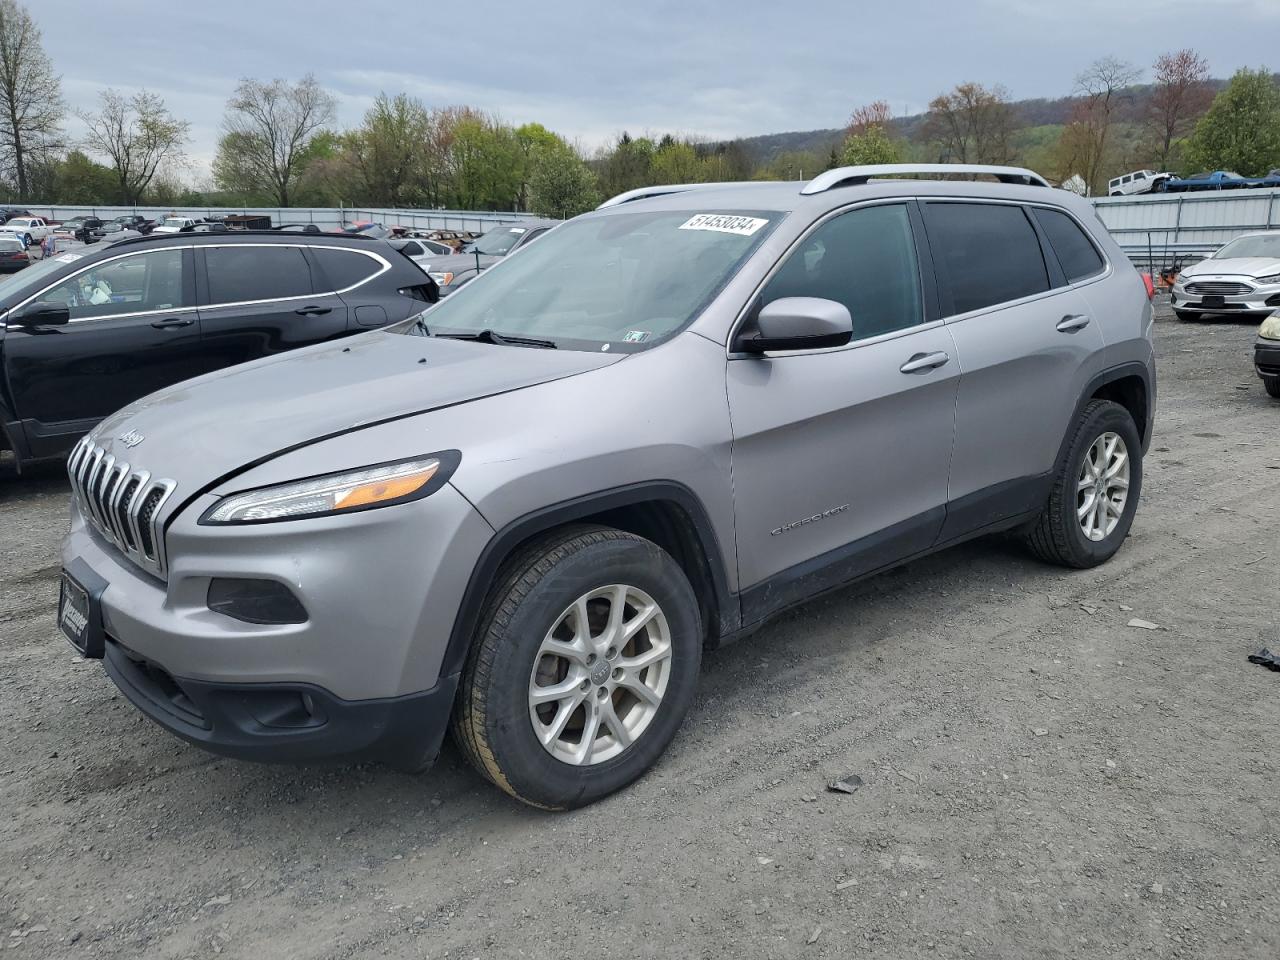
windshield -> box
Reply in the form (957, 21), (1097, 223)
(162, 218), (187, 227)
(473, 224), (532, 257)
(1213, 235), (1280, 260)
(404, 209), (780, 351)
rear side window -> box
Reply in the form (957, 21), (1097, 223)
(925, 203), (1049, 315)
(760, 203), (923, 342)
(205, 246), (312, 304)
(311, 248), (383, 292)
(1032, 207), (1105, 283)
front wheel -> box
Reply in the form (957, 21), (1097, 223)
(1024, 399), (1143, 568)
(452, 525), (702, 809)
(1264, 377), (1280, 399)
(22, 233), (31, 247)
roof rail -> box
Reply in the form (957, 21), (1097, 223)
(801, 163), (1050, 195)
(597, 182), (740, 209)
(105, 228), (368, 248)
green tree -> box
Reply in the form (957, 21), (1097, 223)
(528, 146), (598, 217)
(841, 125), (902, 165)
(343, 93), (431, 205)
(1184, 68), (1280, 177)
(598, 133), (655, 197)
(650, 140), (704, 184)
(51, 149), (115, 203)
(213, 75), (336, 206)
(448, 115), (521, 209)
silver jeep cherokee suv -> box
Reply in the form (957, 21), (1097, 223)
(59, 164), (1156, 809)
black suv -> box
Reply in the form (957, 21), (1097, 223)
(0, 231), (437, 469)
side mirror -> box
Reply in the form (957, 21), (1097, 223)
(738, 297), (853, 353)
(15, 301), (71, 326)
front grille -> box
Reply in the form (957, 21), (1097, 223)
(1185, 281), (1252, 297)
(67, 437), (177, 578)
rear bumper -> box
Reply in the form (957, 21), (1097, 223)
(104, 638), (458, 769)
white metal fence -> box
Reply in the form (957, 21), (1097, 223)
(1093, 188), (1280, 272)
(19, 205), (542, 233)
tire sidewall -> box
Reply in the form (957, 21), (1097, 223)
(1059, 403), (1143, 565)
(474, 536), (701, 809)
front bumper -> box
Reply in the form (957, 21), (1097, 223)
(1256, 337), (1280, 383)
(61, 481), (494, 766)
(1171, 280), (1280, 315)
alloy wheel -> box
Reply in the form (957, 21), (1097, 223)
(1076, 431), (1129, 541)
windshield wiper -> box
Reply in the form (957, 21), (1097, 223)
(434, 329), (557, 349)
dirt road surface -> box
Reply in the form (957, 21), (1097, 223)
(3, 303), (1278, 959)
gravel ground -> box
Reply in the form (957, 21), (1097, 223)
(2, 301), (1278, 960)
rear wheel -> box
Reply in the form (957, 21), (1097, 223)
(1174, 309), (1202, 322)
(1024, 399), (1142, 568)
(452, 525), (702, 809)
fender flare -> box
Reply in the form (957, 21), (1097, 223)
(1053, 361), (1154, 476)
(439, 480), (737, 680)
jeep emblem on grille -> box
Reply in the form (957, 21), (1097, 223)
(118, 429), (145, 448)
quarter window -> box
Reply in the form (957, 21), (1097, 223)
(310, 248), (383, 291)
(205, 246), (313, 304)
(925, 202), (1049, 315)
(38, 249), (187, 319)
(760, 203), (923, 342)
(1032, 207), (1105, 283)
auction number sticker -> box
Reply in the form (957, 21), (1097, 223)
(55, 253), (83, 263)
(679, 214), (768, 237)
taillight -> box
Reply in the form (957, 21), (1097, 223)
(1140, 272), (1155, 300)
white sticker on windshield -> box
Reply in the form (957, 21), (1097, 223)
(509, 227), (526, 234)
(55, 253), (83, 263)
(679, 214), (768, 237)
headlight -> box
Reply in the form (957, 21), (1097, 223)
(429, 271), (454, 286)
(1259, 314), (1280, 341)
(201, 453), (460, 524)
(1255, 273), (1280, 285)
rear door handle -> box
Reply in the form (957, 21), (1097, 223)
(295, 305), (332, 316)
(1056, 314), (1091, 333)
(899, 351), (950, 374)
(150, 317), (194, 329)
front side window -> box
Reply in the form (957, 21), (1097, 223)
(925, 202), (1049, 315)
(759, 203), (923, 342)
(406, 209), (780, 351)
(38, 249), (187, 319)
(205, 245), (313, 305)
(1033, 207), (1105, 283)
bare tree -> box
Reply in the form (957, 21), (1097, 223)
(0, 0), (62, 200)
(80, 89), (189, 204)
(1073, 56), (1142, 194)
(215, 75), (336, 206)
(922, 83), (1016, 164)
(846, 100), (892, 138)
(1147, 49), (1212, 168)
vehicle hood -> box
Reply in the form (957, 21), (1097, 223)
(1183, 257), (1280, 279)
(89, 327), (622, 492)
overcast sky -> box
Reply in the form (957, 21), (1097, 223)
(36, 0), (1280, 182)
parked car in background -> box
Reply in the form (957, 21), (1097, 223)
(98, 223), (145, 243)
(1159, 171), (1250, 192)
(420, 218), (560, 294)
(152, 216), (198, 234)
(55, 165), (1155, 809)
(1169, 230), (1280, 321)
(58, 216), (105, 243)
(0, 216), (54, 246)
(1107, 170), (1172, 196)
(0, 206), (32, 223)
(0, 234), (30, 272)
(98, 215), (154, 237)
(0, 231), (438, 469)
(1256, 311), (1280, 398)
(273, 223), (323, 234)
(342, 221), (392, 239)
(389, 237), (454, 268)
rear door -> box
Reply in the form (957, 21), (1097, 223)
(922, 200), (1104, 538)
(3, 246), (201, 458)
(309, 245), (410, 329)
(195, 243), (350, 372)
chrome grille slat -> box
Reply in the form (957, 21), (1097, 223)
(66, 437), (176, 579)
(1185, 281), (1251, 296)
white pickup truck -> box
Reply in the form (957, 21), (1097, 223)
(0, 216), (54, 245)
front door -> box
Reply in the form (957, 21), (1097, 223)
(195, 243), (349, 373)
(726, 201), (959, 623)
(4, 246), (202, 459)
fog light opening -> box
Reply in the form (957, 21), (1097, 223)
(207, 578), (308, 625)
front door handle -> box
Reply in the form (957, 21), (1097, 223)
(1056, 314), (1091, 333)
(899, 351), (950, 374)
(150, 317), (194, 329)
(295, 305), (332, 316)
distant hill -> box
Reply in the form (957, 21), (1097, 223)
(730, 78), (1234, 166)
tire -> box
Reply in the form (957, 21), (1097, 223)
(1024, 399), (1143, 569)
(22, 233), (31, 247)
(1265, 378), (1280, 399)
(1174, 309), (1202, 322)
(452, 525), (702, 810)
